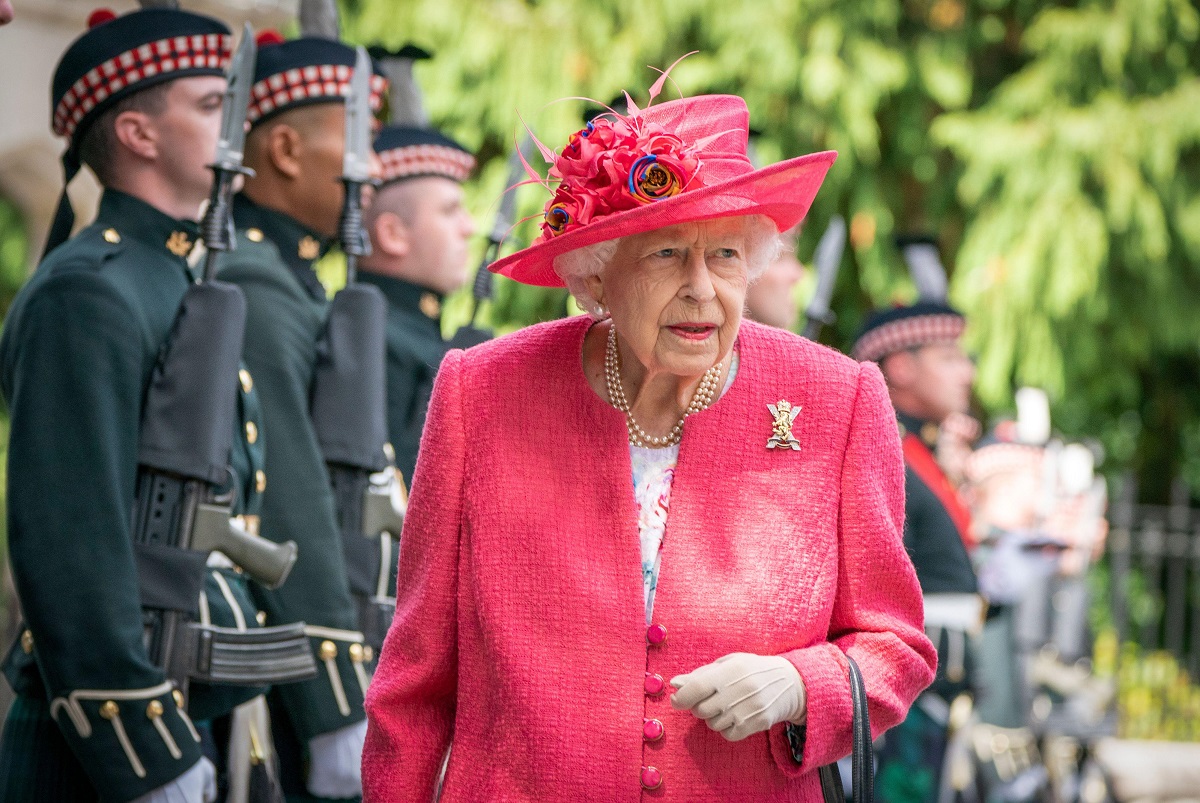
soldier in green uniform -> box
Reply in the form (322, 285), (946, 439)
(217, 31), (386, 802)
(853, 300), (982, 802)
(0, 8), (274, 801)
(358, 125), (476, 482)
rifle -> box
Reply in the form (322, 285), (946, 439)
(311, 47), (406, 653)
(449, 137), (537, 349)
(132, 28), (314, 704)
(801, 215), (845, 341)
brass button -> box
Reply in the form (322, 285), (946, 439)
(172, 689), (185, 708)
(146, 700), (164, 719)
(246, 228), (264, 243)
(255, 470), (267, 493)
(99, 701), (119, 720)
(166, 231), (192, 257)
(256, 610), (267, 626)
(239, 369), (253, 393)
(920, 422), (940, 446)
(20, 630), (33, 654)
(348, 643), (364, 663)
(318, 640), (337, 661)
(102, 228), (121, 244)
(298, 236), (320, 260)
(419, 292), (441, 319)
(245, 421), (258, 444)
(362, 646), (374, 663)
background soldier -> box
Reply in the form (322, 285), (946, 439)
(217, 31), (385, 801)
(0, 8), (271, 801)
(744, 225), (805, 330)
(853, 299), (982, 803)
(359, 125), (476, 482)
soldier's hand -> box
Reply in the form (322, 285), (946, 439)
(130, 757), (217, 803)
(670, 653), (807, 742)
(307, 719), (368, 798)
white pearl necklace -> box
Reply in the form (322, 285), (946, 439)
(603, 325), (722, 448)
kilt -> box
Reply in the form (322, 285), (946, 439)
(0, 693), (98, 802)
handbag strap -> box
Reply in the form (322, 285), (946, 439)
(847, 656), (873, 803)
(817, 656), (873, 803)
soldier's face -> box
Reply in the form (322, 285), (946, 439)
(153, 75), (228, 214)
(295, 103), (348, 238)
(396, 177), (475, 294)
(907, 342), (975, 421)
(746, 225), (804, 330)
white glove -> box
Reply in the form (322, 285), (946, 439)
(671, 652), (807, 742)
(306, 719), (367, 798)
(131, 757), (217, 803)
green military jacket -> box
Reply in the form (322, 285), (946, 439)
(357, 271), (450, 484)
(0, 190), (267, 801)
(217, 194), (368, 742)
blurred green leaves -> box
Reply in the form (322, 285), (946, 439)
(338, 0), (1199, 497)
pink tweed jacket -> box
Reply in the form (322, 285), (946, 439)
(363, 316), (936, 802)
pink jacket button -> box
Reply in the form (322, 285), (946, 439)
(643, 718), (664, 741)
(641, 766), (663, 790)
(644, 672), (665, 696)
(646, 623), (667, 645)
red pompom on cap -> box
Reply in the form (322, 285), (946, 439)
(87, 8), (117, 28)
(255, 29), (285, 47)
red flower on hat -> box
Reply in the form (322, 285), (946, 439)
(539, 113), (701, 240)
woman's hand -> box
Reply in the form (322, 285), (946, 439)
(670, 653), (807, 741)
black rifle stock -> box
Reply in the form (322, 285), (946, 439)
(311, 284), (404, 652)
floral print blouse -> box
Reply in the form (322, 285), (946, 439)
(629, 352), (738, 624)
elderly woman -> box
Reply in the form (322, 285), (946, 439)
(362, 93), (936, 801)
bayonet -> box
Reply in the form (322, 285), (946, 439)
(200, 24), (256, 281)
(897, 234), (949, 302)
(298, 0), (339, 40)
(459, 137), (537, 333)
(802, 215), (846, 340)
(338, 46), (375, 284)
(369, 43), (432, 127)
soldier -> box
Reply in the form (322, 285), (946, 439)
(358, 125), (476, 482)
(852, 300), (982, 803)
(0, 8), (274, 801)
(744, 225), (805, 330)
(216, 31), (385, 801)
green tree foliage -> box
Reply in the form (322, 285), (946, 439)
(342, 0), (1199, 496)
(934, 0), (1200, 498)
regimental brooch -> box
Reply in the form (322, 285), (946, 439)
(767, 400), (801, 450)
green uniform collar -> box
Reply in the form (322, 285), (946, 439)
(358, 271), (444, 335)
(232, 193), (329, 302)
(96, 189), (200, 269)
(897, 410), (940, 448)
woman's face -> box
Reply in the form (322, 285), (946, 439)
(587, 217), (751, 379)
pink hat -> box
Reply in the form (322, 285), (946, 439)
(489, 94), (837, 287)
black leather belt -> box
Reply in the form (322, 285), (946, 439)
(181, 622), (317, 686)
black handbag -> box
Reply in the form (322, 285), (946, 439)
(818, 657), (873, 803)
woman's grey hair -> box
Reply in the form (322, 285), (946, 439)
(554, 214), (783, 318)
